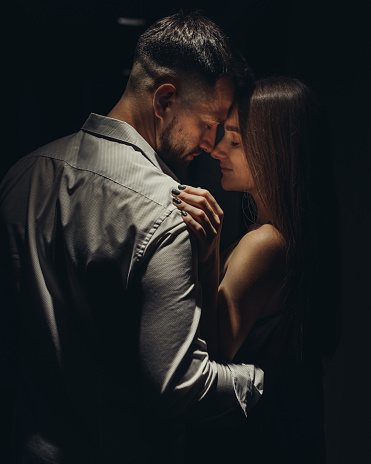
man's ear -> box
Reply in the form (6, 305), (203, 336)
(153, 84), (177, 120)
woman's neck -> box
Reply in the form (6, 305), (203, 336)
(249, 194), (274, 230)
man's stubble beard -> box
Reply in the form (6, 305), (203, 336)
(157, 119), (201, 177)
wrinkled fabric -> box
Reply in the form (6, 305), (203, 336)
(0, 113), (263, 463)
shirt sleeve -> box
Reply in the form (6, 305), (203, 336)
(138, 209), (264, 425)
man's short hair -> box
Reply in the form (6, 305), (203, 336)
(132, 10), (253, 93)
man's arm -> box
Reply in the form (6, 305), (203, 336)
(137, 210), (263, 425)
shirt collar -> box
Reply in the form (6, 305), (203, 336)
(81, 113), (180, 182)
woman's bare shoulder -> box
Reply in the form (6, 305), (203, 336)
(221, 224), (286, 279)
(221, 224), (286, 285)
(238, 223), (286, 258)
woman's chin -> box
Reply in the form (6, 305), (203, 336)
(220, 179), (231, 191)
(220, 179), (238, 192)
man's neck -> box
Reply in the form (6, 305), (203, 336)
(107, 95), (157, 151)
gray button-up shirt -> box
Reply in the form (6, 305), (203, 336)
(0, 113), (263, 463)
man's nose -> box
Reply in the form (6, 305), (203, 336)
(199, 126), (217, 153)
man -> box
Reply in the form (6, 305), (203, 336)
(0, 11), (262, 463)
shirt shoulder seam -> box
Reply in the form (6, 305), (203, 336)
(23, 153), (181, 263)
(26, 153), (171, 210)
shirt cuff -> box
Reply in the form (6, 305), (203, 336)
(226, 363), (264, 416)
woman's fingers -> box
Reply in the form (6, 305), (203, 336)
(170, 184), (224, 247)
(179, 209), (208, 240)
(171, 184), (223, 263)
(172, 198), (217, 238)
(171, 185), (223, 229)
(178, 185), (223, 217)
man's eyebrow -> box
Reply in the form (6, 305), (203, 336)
(224, 124), (240, 133)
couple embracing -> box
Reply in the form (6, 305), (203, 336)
(0, 10), (337, 464)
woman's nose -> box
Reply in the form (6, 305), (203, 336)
(211, 143), (227, 159)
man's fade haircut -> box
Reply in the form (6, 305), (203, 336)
(130, 10), (253, 97)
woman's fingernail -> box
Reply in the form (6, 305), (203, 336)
(178, 184), (186, 190)
(172, 188), (181, 195)
(172, 197), (182, 205)
(180, 210), (188, 216)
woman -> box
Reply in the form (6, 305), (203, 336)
(171, 76), (340, 463)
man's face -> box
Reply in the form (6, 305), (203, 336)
(157, 77), (235, 176)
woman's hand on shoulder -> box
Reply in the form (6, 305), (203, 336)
(171, 184), (224, 264)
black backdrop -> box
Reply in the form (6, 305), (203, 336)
(3, 1), (371, 462)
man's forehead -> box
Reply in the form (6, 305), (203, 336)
(198, 105), (228, 125)
(202, 78), (235, 122)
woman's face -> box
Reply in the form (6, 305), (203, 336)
(211, 106), (255, 192)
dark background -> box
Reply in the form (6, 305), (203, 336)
(3, 0), (371, 462)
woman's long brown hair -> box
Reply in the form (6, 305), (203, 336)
(238, 76), (341, 362)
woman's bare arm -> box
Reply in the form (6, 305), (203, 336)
(217, 225), (286, 360)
